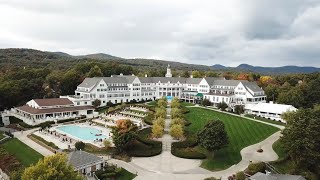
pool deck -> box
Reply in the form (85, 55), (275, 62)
(48, 123), (112, 149)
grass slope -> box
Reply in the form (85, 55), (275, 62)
(1, 138), (43, 166)
(184, 107), (279, 170)
(116, 168), (136, 180)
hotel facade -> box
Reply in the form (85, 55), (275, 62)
(64, 65), (267, 108)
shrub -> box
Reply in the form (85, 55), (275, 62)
(171, 108), (183, 119)
(171, 147), (206, 159)
(103, 140), (112, 149)
(202, 99), (212, 106)
(235, 171), (246, 180)
(75, 141), (86, 150)
(154, 117), (165, 127)
(127, 128), (162, 157)
(144, 111), (154, 125)
(152, 123), (164, 138)
(170, 124), (184, 139)
(245, 162), (266, 175)
(171, 118), (184, 126)
(217, 102), (228, 111)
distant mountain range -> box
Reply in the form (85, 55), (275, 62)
(1, 48), (319, 74)
(212, 64), (320, 74)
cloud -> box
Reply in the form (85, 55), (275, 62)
(0, 0), (319, 67)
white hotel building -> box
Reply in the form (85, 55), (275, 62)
(7, 65), (296, 124)
(63, 65), (267, 108)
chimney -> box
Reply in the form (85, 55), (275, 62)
(145, 74), (148, 77)
(120, 73), (123, 76)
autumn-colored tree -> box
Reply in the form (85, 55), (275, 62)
(235, 73), (249, 80)
(154, 117), (165, 127)
(152, 123), (164, 138)
(170, 124), (184, 139)
(171, 118), (184, 126)
(171, 97), (181, 108)
(171, 108), (183, 119)
(22, 153), (83, 180)
(259, 76), (273, 85)
(155, 107), (167, 119)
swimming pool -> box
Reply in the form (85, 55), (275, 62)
(56, 125), (108, 141)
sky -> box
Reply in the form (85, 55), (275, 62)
(0, 0), (320, 67)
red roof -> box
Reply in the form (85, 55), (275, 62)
(16, 105), (94, 115)
(33, 98), (73, 107)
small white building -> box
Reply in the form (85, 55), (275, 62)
(67, 150), (105, 176)
(245, 102), (297, 123)
(10, 98), (95, 125)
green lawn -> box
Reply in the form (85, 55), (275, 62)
(272, 139), (286, 159)
(0, 138), (43, 166)
(147, 100), (157, 106)
(0, 132), (5, 139)
(116, 168), (137, 180)
(181, 102), (194, 107)
(184, 107), (279, 170)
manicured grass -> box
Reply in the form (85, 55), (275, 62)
(0, 132), (5, 139)
(181, 102), (194, 107)
(117, 168), (136, 180)
(244, 114), (286, 126)
(184, 107), (279, 170)
(272, 139), (286, 159)
(147, 100), (157, 106)
(0, 138), (43, 166)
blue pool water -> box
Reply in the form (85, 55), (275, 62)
(57, 125), (107, 140)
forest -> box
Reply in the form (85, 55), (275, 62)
(0, 48), (320, 111)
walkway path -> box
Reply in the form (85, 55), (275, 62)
(13, 129), (54, 156)
(109, 106), (283, 180)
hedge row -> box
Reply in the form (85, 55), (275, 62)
(171, 136), (206, 159)
(30, 134), (59, 150)
(171, 147), (206, 159)
(127, 128), (162, 157)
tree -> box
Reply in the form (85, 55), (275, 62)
(245, 162), (266, 175)
(201, 99), (211, 106)
(234, 105), (245, 114)
(281, 108), (320, 174)
(205, 71), (218, 77)
(171, 118), (184, 126)
(171, 97), (181, 108)
(92, 99), (101, 108)
(155, 107), (166, 119)
(171, 108), (183, 119)
(103, 140), (112, 149)
(170, 124), (184, 139)
(112, 120), (137, 152)
(154, 117), (165, 127)
(235, 171), (246, 180)
(107, 101), (114, 107)
(277, 87), (304, 108)
(75, 141), (85, 150)
(217, 102), (228, 111)
(197, 120), (229, 157)
(181, 70), (190, 78)
(152, 123), (164, 138)
(157, 97), (167, 108)
(191, 71), (202, 78)
(87, 65), (103, 77)
(22, 153), (83, 180)
(39, 121), (52, 130)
